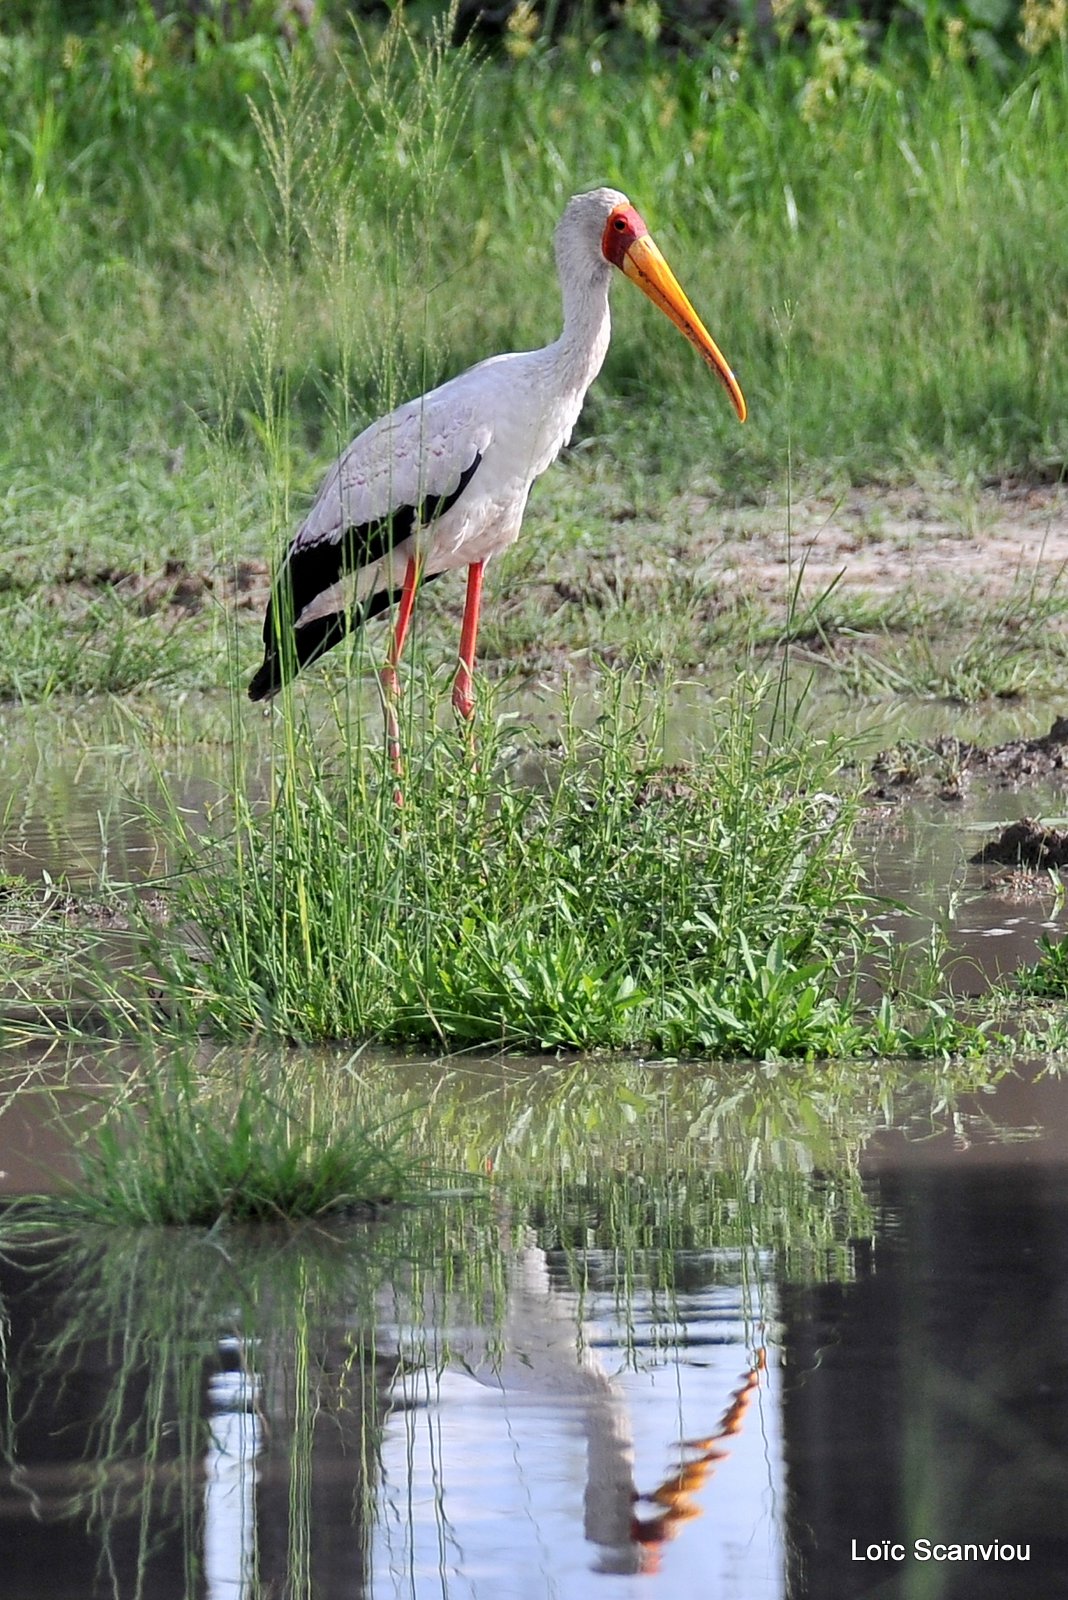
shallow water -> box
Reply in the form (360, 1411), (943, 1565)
(0, 680), (1062, 884)
(3, 687), (1068, 1596)
(863, 788), (1068, 987)
(2, 1053), (1068, 1599)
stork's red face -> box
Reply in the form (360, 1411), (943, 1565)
(601, 203), (747, 424)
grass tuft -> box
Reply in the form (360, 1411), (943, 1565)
(92, 670), (983, 1060)
(1014, 934), (1068, 1000)
(57, 1054), (415, 1226)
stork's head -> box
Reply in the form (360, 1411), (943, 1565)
(557, 187), (747, 424)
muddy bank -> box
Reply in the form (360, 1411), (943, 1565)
(58, 555), (270, 617)
(970, 818), (1068, 871)
(870, 716), (1068, 801)
(704, 480), (1068, 608)
(38, 480), (1068, 634)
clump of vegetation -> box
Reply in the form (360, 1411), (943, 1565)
(59, 1053), (415, 1226)
(1014, 934), (1068, 999)
(84, 672), (985, 1059)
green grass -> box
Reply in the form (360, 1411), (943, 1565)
(0, 7), (1065, 1062)
(53, 1051), (420, 1226)
(143, 673), (873, 1053)
(50, 669), (991, 1060)
(0, 667), (1016, 1059)
(804, 624), (1068, 704)
(1014, 934), (1068, 998)
(471, 515), (1068, 704)
(0, 9), (1066, 703)
(0, 591), (207, 702)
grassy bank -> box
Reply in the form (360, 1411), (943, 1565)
(0, 8), (1065, 1070)
(0, 8), (1066, 700)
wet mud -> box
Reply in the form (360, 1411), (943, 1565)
(870, 716), (1068, 801)
(969, 817), (1068, 870)
(867, 717), (1068, 888)
(0, 875), (164, 935)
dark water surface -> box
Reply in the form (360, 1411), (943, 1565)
(3, 1054), (1068, 1599)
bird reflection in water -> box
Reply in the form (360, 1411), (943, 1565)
(413, 1234), (769, 1583)
(623, 1348), (767, 1576)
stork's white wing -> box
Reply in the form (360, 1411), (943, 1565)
(295, 388), (494, 551)
(248, 383), (491, 701)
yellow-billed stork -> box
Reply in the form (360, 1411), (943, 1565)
(248, 187), (746, 749)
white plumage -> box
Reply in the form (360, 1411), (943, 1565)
(249, 186), (745, 717)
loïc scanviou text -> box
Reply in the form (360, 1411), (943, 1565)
(851, 1540), (1030, 1563)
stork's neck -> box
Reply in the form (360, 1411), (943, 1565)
(547, 254), (613, 399)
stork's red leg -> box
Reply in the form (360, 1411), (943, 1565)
(452, 560), (484, 721)
(382, 557), (420, 693)
(381, 557), (420, 778)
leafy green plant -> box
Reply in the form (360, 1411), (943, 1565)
(1014, 934), (1068, 999)
(650, 934), (867, 1059)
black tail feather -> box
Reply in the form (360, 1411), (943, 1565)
(248, 451), (482, 703)
(247, 572), (445, 702)
(248, 608), (349, 701)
